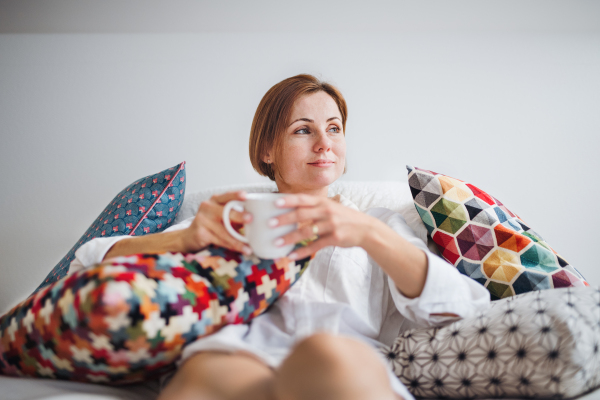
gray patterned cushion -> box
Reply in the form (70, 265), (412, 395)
(381, 287), (600, 398)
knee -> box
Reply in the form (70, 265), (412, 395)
(275, 333), (395, 400)
(295, 333), (385, 372)
(158, 352), (273, 400)
(292, 333), (367, 372)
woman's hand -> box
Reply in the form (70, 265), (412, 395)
(182, 191), (253, 255)
(270, 193), (428, 298)
(269, 194), (374, 260)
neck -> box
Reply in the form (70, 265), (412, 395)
(275, 183), (329, 198)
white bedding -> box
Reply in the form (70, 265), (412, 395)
(0, 376), (159, 400)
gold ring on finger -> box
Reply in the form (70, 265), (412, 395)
(310, 223), (319, 241)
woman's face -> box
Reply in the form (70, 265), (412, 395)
(266, 91), (346, 196)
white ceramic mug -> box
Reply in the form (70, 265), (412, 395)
(222, 193), (297, 259)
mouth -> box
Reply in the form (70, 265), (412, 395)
(308, 160), (335, 167)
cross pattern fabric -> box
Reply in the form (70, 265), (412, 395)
(0, 246), (312, 384)
(381, 286), (600, 399)
(35, 162), (186, 293)
(407, 166), (589, 300)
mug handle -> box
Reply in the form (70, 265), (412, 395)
(222, 200), (248, 243)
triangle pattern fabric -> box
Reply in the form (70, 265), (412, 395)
(432, 231), (460, 265)
(494, 224), (531, 253)
(457, 259), (487, 285)
(551, 270), (573, 288)
(431, 198), (467, 235)
(472, 208), (498, 226)
(456, 225), (494, 261)
(409, 171), (433, 190)
(406, 165), (589, 300)
(415, 190), (440, 209)
(464, 197), (490, 220)
(493, 206), (508, 223)
(520, 245), (559, 273)
(513, 270), (551, 295)
(466, 183), (495, 205)
(486, 281), (513, 300)
(416, 205), (436, 235)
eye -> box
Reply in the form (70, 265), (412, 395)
(294, 128), (310, 134)
(328, 126), (340, 133)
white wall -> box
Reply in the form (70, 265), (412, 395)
(1, 1), (599, 312)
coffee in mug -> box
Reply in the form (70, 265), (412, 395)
(222, 193), (297, 259)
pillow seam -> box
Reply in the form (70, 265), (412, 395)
(129, 161), (185, 236)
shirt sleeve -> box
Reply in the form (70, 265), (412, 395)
(365, 207), (491, 328)
(68, 217), (194, 275)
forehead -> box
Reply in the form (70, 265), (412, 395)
(290, 91), (341, 120)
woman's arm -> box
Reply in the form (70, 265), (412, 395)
(102, 191), (252, 261)
(359, 217), (428, 299)
(103, 229), (190, 260)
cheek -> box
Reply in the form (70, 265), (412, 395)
(277, 145), (307, 176)
(281, 144), (307, 163)
(334, 140), (346, 159)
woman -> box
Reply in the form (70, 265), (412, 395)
(72, 74), (490, 400)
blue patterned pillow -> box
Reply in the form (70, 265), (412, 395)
(34, 162), (187, 292)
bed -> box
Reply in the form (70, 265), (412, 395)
(1, 180), (598, 399)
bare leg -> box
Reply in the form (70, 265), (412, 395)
(159, 333), (401, 400)
(273, 333), (401, 400)
(157, 351), (275, 400)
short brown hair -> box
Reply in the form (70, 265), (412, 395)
(249, 74), (347, 181)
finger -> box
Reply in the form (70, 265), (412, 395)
(211, 190), (247, 205)
(202, 217), (251, 255)
(270, 206), (325, 228)
(274, 193), (321, 208)
(215, 226), (251, 255)
(210, 234), (250, 255)
(227, 208), (246, 224)
(204, 198), (246, 224)
(275, 220), (330, 247)
(288, 235), (336, 260)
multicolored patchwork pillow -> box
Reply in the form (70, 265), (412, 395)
(0, 246), (312, 384)
(407, 166), (589, 300)
(35, 162), (186, 293)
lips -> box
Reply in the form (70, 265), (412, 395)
(308, 159), (335, 165)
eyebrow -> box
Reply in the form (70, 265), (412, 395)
(288, 117), (341, 127)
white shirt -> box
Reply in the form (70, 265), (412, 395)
(71, 196), (491, 399)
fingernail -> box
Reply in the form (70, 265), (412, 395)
(242, 246), (252, 255)
(275, 198), (285, 207)
(268, 218), (278, 227)
(239, 191), (247, 199)
(274, 238), (284, 247)
(243, 214), (252, 222)
(288, 252), (298, 260)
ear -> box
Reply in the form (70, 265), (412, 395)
(262, 149), (273, 164)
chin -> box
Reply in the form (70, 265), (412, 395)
(279, 168), (344, 193)
(310, 170), (342, 188)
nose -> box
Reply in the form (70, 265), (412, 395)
(313, 131), (332, 153)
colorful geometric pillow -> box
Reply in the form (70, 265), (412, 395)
(35, 162), (187, 293)
(407, 166), (589, 300)
(0, 246), (312, 384)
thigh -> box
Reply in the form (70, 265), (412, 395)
(158, 351), (275, 400)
